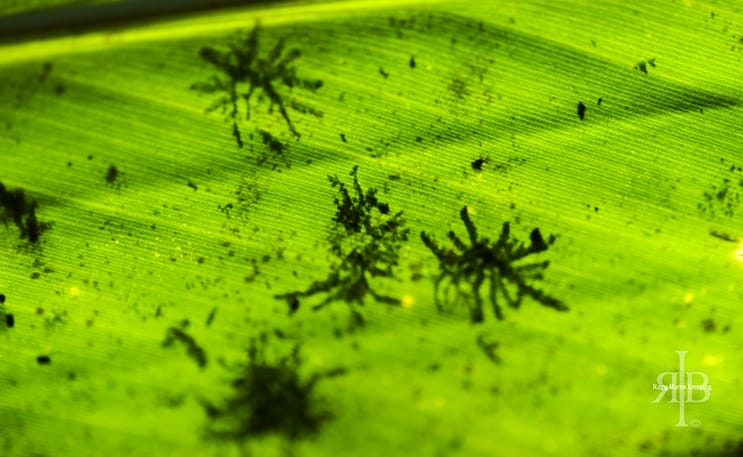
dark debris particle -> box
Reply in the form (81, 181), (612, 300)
(701, 318), (716, 333)
(105, 165), (119, 186)
(634, 58), (655, 74)
(379, 67), (389, 79)
(37, 355), (51, 365)
(476, 334), (501, 364)
(597, 97), (603, 106)
(409, 56), (416, 68)
(5, 313), (14, 328)
(471, 157), (488, 171)
(0, 294), (5, 304)
(710, 230), (736, 242)
(206, 307), (217, 326)
(187, 181), (198, 191)
(577, 101), (586, 121)
(340, 133), (346, 143)
(38, 61), (53, 83)
(287, 294), (300, 314)
(162, 326), (208, 368)
(259, 130), (283, 155)
(256, 129), (290, 169)
(30, 272), (40, 280)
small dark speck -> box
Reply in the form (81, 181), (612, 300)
(379, 67), (389, 79)
(105, 165), (119, 185)
(0, 294), (5, 304)
(5, 313), (14, 328)
(87, 155), (93, 160)
(205, 307), (217, 326)
(409, 56), (416, 68)
(340, 133), (347, 143)
(39, 61), (53, 83)
(287, 294), (300, 314)
(30, 272), (40, 279)
(187, 181), (198, 191)
(388, 174), (401, 181)
(471, 157), (487, 171)
(597, 97), (603, 106)
(577, 101), (586, 121)
(37, 355), (51, 365)
(67, 162), (72, 167)
(701, 318), (716, 333)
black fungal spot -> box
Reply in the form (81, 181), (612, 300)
(409, 56), (416, 68)
(0, 294), (5, 304)
(105, 165), (119, 187)
(286, 294), (300, 314)
(471, 156), (489, 171)
(274, 166), (409, 328)
(0, 181), (52, 243)
(5, 313), (14, 328)
(187, 181), (198, 191)
(597, 97), (603, 106)
(710, 230), (737, 242)
(421, 207), (566, 323)
(36, 355), (51, 365)
(340, 133), (346, 143)
(191, 23), (323, 146)
(634, 57), (656, 74)
(162, 326), (208, 368)
(202, 333), (346, 445)
(577, 101), (586, 121)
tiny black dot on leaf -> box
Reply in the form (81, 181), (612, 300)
(37, 355), (51, 365)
